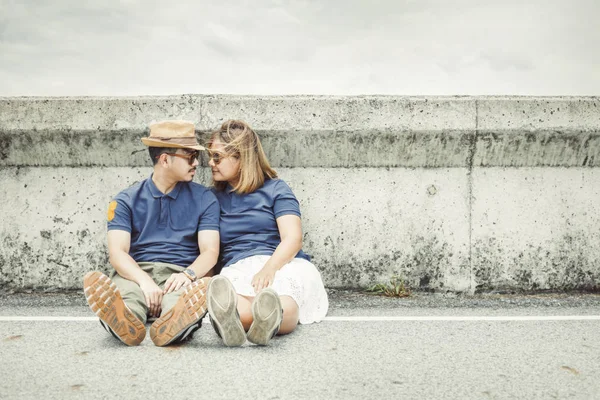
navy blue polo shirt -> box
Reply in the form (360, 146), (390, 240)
(107, 175), (220, 267)
(213, 178), (310, 268)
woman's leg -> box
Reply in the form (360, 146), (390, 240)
(240, 293), (298, 335)
(237, 295), (253, 331)
(207, 275), (246, 346)
(278, 295), (299, 335)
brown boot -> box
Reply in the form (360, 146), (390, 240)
(150, 278), (210, 347)
(83, 271), (146, 346)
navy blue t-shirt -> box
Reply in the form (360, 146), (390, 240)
(213, 178), (310, 268)
(107, 175), (220, 267)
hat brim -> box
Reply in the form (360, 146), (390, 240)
(141, 138), (205, 151)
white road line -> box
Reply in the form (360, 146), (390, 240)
(0, 315), (599, 322)
(325, 316), (600, 321)
(0, 316), (99, 321)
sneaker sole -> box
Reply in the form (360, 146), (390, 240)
(150, 278), (209, 347)
(83, 271), (146, 346)
(247, 288), (282, 346)
(207, 276), (246, 347)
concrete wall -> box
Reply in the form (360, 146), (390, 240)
(0, 95), (598, 293)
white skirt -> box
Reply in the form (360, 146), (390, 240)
(220, 255), (329, 324)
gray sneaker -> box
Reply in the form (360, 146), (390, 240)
(247, 288), (283, 346)
(207, 276), (246, 347)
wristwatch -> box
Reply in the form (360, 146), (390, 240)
(182, 268), (197, 282)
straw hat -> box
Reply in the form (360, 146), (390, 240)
(141, 120), (204, 150)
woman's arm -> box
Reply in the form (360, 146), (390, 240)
(251, 214), (303, 293)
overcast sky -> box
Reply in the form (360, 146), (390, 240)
(1, 0), (599, 96)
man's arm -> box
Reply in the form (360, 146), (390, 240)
(190, 230), (220, 277)
(108, 230), (146, 282)
(163, 230), (220, 294)
(107, 230), (163, 317)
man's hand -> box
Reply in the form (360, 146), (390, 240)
(251, 266), (277, 294)
(138, 278), (163, 317)
(163, 273), (192, 295)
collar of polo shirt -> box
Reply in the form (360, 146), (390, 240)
(148, 174), (183, 199)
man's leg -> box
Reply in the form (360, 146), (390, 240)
(157, 263), (188, 314)
(110, 272), (148, 324)
(83, 271), (146, 346)
(149, 263), (210, 346)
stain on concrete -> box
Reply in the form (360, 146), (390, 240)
(561, 366), (580, 375)
(0, 134), (11, 160)
(0, 232), (110, 290)
(475, 131), (600, 167)
(318, 235), (463, 291)
(1, 128), (477, 168)
(5, 128), (598, 168)
(472, 232), (599, 292)
(0, 129), (148, 167)
(260, 130), (473, 168)
(2, 128), (598, 168)
(77, 229), (90, 244)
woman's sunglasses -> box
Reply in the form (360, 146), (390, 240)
(207, 150), (236, 165)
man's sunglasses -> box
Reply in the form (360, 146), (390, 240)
(156, 151), (200, 166)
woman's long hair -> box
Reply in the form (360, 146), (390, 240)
(208, 120), (277, 194)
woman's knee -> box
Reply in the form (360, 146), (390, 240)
(278, 295), (299, 335)
(280, 295), (299, 317)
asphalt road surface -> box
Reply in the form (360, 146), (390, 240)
(1, 291), (599, 399)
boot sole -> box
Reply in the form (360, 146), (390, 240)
(207, 276), (246, 347)
(150, 278), (209, 347)
(247, 288), (282, 346)
(83, 271), (146, 346)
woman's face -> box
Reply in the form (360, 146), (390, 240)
(208, 138), (240, 184)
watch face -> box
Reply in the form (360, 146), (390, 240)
(185, 269), (196, 278)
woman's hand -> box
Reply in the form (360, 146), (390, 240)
(163, 272), (192, 294)
(251, 266), (277, 294)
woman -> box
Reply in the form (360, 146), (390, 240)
(206, 120), (328, 346)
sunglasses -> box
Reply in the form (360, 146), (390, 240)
(157, 151), (200, 166)
(207, 150), (237, 165)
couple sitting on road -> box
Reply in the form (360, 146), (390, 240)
(83, 119), (328, 347)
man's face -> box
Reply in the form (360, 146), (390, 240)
(165, 148), (199, 182)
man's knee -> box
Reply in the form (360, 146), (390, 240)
(111, 275), (148, 321)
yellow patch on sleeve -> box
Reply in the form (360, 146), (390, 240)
(107, 201), (117, 222)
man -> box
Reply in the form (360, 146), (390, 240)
(83, 120), (220, 346)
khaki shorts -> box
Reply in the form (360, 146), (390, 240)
(110, 262), (188, 324)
